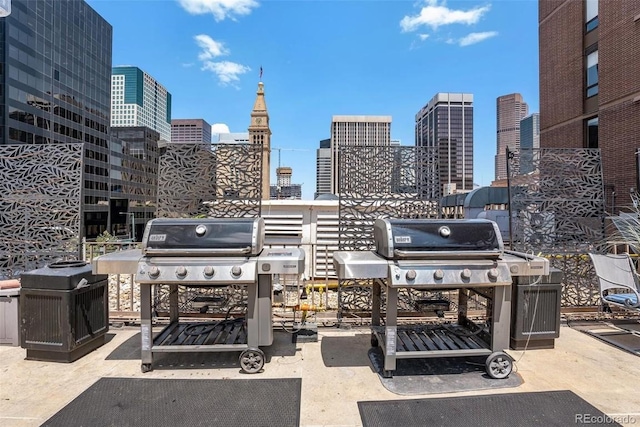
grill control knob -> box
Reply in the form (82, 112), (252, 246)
(434, 269), (445, 280)
(203, 266), (215, 278)
(148, 266), (160, 279)
(488, 268), (499, 280)
(231, 265), (242, 277)
(175, 266), (187, 279)
(406, 269), (417, 281)
(510, 265), (519, 274)
(439, 226), (451, 238)
(195, 224), (207, 237)
(461, 268), (472, 280)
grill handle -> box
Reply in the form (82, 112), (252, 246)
(393, 249), (502, 259)
(143, 246), (253, 256)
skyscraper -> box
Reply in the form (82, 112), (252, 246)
(109, 126), (160, 239)
(111, 66), (172, 142)
(539, 0), (640, 212)
(519, 113), (540, 175)
(415, 93), (473, 199)
(0, 0), (113, 236)
(171, 119), (211, 143)
(495, 93), (528, 180)
(330, 115), (392, 194)
(315, 138), (331, 199)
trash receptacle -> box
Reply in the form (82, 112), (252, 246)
(0, 280), (20, 346)
(20, 261), (109, 362)
(510, 267), (563, 350)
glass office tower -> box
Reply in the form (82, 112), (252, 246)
(0, 0), (113, 236)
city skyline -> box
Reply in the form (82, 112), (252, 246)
(86, 0), (540, 199)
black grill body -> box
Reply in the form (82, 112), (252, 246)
(20, 261), (109, 362)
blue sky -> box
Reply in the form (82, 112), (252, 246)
(86, 0), (540, 200)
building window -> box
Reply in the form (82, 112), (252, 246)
(586, 116), (598, 148)
(586, 49), (598, 97)
(585, 0), (598, 32)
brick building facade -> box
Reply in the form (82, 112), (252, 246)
(539, 0), (640, 213)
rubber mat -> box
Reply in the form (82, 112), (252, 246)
(368, 347), (522, 395)
(569, 320), (640, 356)
(358, 390), (622, 427)
(42, 377), (301, 427)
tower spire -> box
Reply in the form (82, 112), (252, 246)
(248, 80), (271, 200)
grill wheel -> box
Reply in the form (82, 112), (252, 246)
(485, 351), (513, 379)
(239, 348), (265, 374)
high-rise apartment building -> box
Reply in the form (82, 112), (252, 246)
(330, 115), (392, 194)
(111, 66), (172, 142)
(171, 119), (211, 143)
(495, 94), (529, 180)
(0, 0), (113, 236)
(539, 0), (640, 212)
(415, 93), (473, 199)
(519, 113), (540, 175)
(315, 138), (331, 199)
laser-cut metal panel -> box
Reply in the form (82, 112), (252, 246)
(508, 148), (606, 254)
(338, 146), (439, 251)
(157, 143), (262, 218)
(337, 146), (440, 313)
(0, 144), (83, 279)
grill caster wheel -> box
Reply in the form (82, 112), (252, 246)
(371, 334), (379, 348)
(485, 351), (513, 379)
(240, 348), (265, 374)
(141, 363), (152, 373)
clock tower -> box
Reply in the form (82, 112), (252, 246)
(248, 81), (271, 200)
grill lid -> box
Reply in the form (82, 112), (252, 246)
(373, 218), (503, 260)
(141, 217), (264, 256)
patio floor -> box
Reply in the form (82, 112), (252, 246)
(1, 322), (639, 426)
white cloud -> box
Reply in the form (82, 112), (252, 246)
(177, 0), (259, 21)
(211, 123), (231, 134)
(458, 31), (498, 46)
(193, 34), (250, 86)
(201, 60), (251, 85)
(194, 34), (229, 60)
(418, 34), (430, 41)
(400, 0), (491, 32)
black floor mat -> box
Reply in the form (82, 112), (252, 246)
(569, 320), (640, 356)
(367, 347), (522, 395)
(358, 390), (622, 427)
(42, 377), (301, 427)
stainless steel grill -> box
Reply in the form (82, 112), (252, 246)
(93, 217), (305, 374)
(333, 218), (549, 379)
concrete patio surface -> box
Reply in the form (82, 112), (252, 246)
(1, 322), (639, 427)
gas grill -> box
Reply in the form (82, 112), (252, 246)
(333, 218), (549, 379)
(92, 217), (305, 374)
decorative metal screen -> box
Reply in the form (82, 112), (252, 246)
(507, 148), (606, 306)
(337, 146), (440, 315)
(154, 142), (262, 314)
(157, 143), (262, 218)
(0, 144), (83, 279)
(338, 145), (439, 251)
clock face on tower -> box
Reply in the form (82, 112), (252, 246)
(255, 117), (263, 125)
